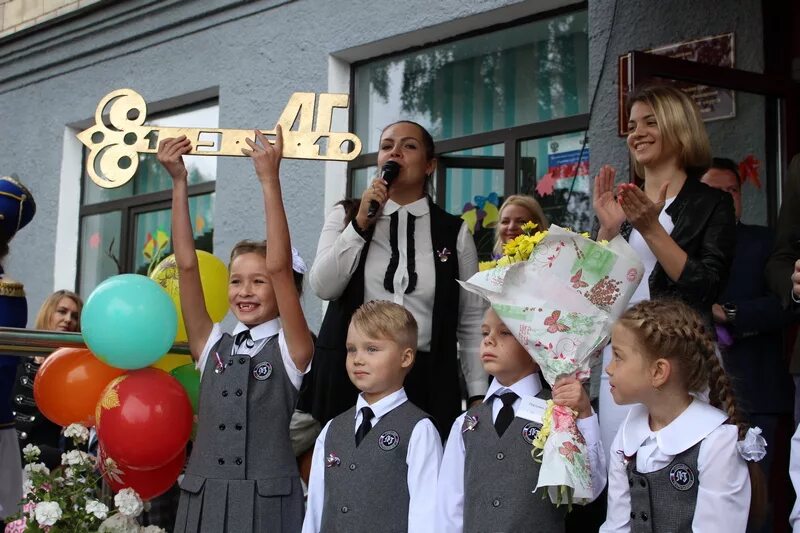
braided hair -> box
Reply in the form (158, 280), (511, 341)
(618, 299), (766, 525)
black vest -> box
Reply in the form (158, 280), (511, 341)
(310, 198), (463, 435)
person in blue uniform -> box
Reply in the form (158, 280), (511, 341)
(0, 175), (36, 528)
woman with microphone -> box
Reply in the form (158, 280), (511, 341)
(307, 120), (487, 436)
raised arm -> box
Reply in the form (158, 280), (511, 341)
(244, 126), (313, 372)
(157, 136), (213, 360)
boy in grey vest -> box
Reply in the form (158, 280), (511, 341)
(436, 308), (607, 533)
(302, 300), (442, 533)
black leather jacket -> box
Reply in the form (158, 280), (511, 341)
(593, 177), (736, 322)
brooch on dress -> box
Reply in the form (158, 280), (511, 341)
(214, 352), (226, 374)
(437, 248), (451, 263)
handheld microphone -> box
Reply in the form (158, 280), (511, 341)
(367, 161), (401, 218)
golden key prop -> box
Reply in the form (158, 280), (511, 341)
(77, 88), (362, 189)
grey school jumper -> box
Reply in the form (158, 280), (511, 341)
(320, 401), (428, 533)
(173, 333), (303, 533)
(462, 400), (565, 533)
(626, 442), (701, 533)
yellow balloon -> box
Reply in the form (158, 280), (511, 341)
(150, 250), (229, 342)
(151, 353), (193, 373)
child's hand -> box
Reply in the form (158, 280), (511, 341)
(242, 125), (283, 183)
(157, 136), (192, 181)
(552, 376), (592, 419)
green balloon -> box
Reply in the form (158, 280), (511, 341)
(170, 363), (200, 414)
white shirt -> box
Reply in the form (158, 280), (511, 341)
(436, 374), (607, 532)
(600, 400), (750, 532)
(302, 388), (442, 533)
(599, 197), (677, 454)
(790, 424), (800, 531)
(196, 318), (308, 390)
(309, 199), (488, 397)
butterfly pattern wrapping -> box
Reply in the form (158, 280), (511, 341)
(459, 225), (644, 505)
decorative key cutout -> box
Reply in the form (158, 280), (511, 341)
(77, 88), (362, 189)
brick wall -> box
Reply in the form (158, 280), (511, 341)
(0, 0), (101, 38)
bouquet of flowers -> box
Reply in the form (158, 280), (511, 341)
(4, 424), (166, 533)
(462, 223), (643, 506)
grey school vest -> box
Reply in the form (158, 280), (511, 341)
(626, 442), (701, 533)
(175, 333), (302, 533)
(463, 399), (565, 533)
(320, 400), (428, 533)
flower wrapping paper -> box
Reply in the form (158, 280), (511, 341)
(460, 225), (644, 503)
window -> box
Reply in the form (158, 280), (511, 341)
(77, 103), (218, 294)
(349, 8), (591, 259)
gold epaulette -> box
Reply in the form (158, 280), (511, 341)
(0, 279), (25, 298)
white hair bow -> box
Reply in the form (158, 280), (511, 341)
(291, 247), (307, 274)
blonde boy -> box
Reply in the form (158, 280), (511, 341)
(302, 300), (442, 533)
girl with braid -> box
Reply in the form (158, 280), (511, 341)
(601, 299), (766, 533)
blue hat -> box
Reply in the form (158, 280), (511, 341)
(0, 176), (35, 240)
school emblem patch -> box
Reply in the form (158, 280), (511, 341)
(378, 430), (400, 451)
(521, 422), (541, 445)
(253, 361), (272, 381)
(669, 463), (695, 491)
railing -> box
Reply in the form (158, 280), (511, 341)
(0, 327), (191, 357)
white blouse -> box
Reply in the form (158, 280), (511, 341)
(309, 198), (488, 397)
(600, 400), (750, 532)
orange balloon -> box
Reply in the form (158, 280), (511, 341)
(34, 348), (126, 427)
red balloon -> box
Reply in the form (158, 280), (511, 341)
(100, 447), (185, 501)
(96, 368), (192, 470)
(34, 348), (126, 427)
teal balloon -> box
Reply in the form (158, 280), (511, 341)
(170, 364), (200, 413)
(82, 274), (178, 370)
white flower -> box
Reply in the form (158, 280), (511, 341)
(33, 501), (62, 527)
(98, 513), (140, 533)
(22, 443), (41, 460)
(61, 449), (93, 466)
(22, 477), (34, 495)
(64, 423), (90, 444)
(114, 488), (144, 517)
(140, 526), (167, 533)
(23, 462), (50, 476)
(64, 467), (75, 479)
(85, 499), (109, 520)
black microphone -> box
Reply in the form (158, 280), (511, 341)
(367, 161), (401, 218)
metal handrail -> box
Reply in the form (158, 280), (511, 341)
(0, 327), (191, 357)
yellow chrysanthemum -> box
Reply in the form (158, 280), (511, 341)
(479, 260), (498, 272)
(521, 221), (539, 234)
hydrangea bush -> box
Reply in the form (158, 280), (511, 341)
(5, 424), (166, 533)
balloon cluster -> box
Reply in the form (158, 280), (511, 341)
(33, 252), (228, 500)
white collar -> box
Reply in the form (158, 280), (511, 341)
(382, 197), (430, 217)
(355, 388), (408, 419)
(485, 372), (543, 403)
(621, 399), (728, 456)
(231, 318), (281, 341)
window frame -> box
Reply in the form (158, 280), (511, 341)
(346, 3), (590, 206)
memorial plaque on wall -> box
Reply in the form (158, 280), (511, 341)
(618, 33), (735, 136)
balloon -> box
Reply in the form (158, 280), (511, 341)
(82, 274), (178, 369)
(100, 447), (185, 501)
(169, 363), (200, 413)
(34, 348), (125, 427)
(150, 251), (229, 342)
(151, 353), (193, 373)
(96, 368), (192, 470)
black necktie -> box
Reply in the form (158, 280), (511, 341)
(235, 330), (254, 349)
(355, 407), (374, 447)
(494, 392), (518, 437)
